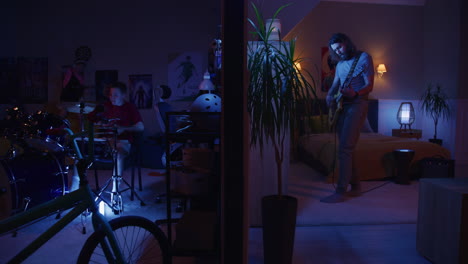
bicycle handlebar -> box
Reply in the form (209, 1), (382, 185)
(61, 122), (97, 181)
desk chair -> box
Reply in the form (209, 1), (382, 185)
(152, 102), (188, 212)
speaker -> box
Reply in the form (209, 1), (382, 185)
(420, 156), (455, 178)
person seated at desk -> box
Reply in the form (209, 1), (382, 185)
(88, 81), (144, 177)
(153, 84), (172, 135)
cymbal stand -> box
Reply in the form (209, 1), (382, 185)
(96, 126), (145, 215)
(78, 102), (86, 162)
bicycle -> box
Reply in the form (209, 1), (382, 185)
(0, 124), (170, 263)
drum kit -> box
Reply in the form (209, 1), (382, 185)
(0, 102), (112, 219)
(0, 101), (145, 219)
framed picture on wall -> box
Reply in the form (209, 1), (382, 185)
(95, 70), (118, 103)
(0, 57), (48, 104)
(129, 74), (153, 109)
(321, 47), (336, 93)
(18, 57), (48, 103)
(0, 57), (18, 104)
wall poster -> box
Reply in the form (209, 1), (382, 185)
(0, 57), (48, 104)
(128, 74), (153, 109)
(168, 51), (203, 101)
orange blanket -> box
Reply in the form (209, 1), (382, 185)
(298, 133), (451, 181)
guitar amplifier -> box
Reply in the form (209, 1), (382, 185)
(420, 156), (455, 178)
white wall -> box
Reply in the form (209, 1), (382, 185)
(287, 1), (425, 100)
(286, 0), (466, 167)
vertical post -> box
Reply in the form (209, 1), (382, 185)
(222, 0), (248, 263)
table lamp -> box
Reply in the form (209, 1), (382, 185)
(397, 102), (415, 130)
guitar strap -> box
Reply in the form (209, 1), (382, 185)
(344, 52), (362, 86)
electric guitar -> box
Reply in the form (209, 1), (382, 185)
(328, 53), (362, 131)
(328, 81), (347, 132)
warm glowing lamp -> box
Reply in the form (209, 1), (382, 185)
(376, 64), (387, 78)
(397, 102), (415, 130)
(295, 62), (302, 71)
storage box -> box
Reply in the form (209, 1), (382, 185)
(420, 156), (455, 178)
(171, 169), (211, 196)
(417, 178), (468, 264)
(182, 148), (214, 172)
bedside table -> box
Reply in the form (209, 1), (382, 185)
(392, 129), (422, 139)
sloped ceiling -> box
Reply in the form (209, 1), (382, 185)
(253, 0), (426, 38)
(248, 0), (321, 39)
(321, 0), (425, 5)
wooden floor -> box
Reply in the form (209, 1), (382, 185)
(2, 161), (465, 263)
(249, 224), (431, 264)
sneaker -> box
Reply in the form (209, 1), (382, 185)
(320, 192), (346, 203)
(347, 184), (362, 197)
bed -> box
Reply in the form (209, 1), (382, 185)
(297, 99), (451, 182)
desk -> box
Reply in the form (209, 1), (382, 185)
(417, 178), (468, 264)
(392, 129), (422, 139)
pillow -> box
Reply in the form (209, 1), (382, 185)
(302, 115), (374, 134)
(302, 115), (329, 134)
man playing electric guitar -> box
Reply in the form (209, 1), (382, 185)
(328, 76), (349, 132)
(321, 33), (375, 203)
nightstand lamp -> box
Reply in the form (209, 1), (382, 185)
(397, 102), (415, 130)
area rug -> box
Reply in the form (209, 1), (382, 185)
(288, 161), (420, 226)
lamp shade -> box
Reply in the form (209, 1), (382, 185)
(198, 71), (215, 91)
(265, 18), (281, 40)
(377, 64), (387, 73)
(397, 102), (415, 130)
(376, 64), (387, 78)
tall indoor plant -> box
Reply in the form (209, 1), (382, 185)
(420, 83), (451, 145)
(247, 3), (317, 264)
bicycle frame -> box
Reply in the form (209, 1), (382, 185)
(0, 123), (126, 263)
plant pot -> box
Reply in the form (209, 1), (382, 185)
(429, 138), (443, 145)
(262, 195), (297, 264)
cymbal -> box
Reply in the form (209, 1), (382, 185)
(67, 103), (96, 114)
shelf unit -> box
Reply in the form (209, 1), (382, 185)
(162, 111), (221, 258)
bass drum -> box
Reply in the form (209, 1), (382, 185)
(0, 152), (68, 219)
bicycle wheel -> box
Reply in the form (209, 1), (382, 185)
(77, 215), (170, 264)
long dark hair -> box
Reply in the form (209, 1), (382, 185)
(328, 33), (357, 62)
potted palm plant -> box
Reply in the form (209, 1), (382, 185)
(420, 83), (451, 145)
(247, 3), (317, 264)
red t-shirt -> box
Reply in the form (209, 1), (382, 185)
(89, 101), (143, 142)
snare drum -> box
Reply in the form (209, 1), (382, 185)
(75, 137), (112, 160)
(0, 152), (68, 219)
(23, 137), (65, 153)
